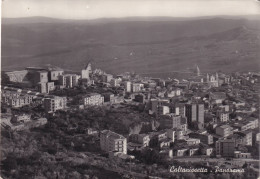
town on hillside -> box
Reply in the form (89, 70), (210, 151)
(1, 63), (260, 178)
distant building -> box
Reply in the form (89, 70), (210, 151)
(158, 106), (170, 115)
(59, 74), (80, 88)
(38, 82), (55, 93)
(4, 70), (29, 83)
(185, 103), (204, 128)
(217, 111), (229, 122)
(129, 134), (150, 147)
(43, 96), (67, 113)
(232, 130), (252, 146)
(231, 118), (259, 131)
(66, 74), (80, 88)
(48, 69), (64, 81)
(124, 81), (132, 92)
(189, 133), (213, 145)
(28, 70), (48, 85)
(110, 78), (120, 87)
(209, 92), (226, 104)
(102, 74), (113, 83)
(100, 130), (127, 154)
(234, 151), (251, 159)
(103, 92), (115, 103)
(172, 115), (181, 129)
(134, 93), (146, 103)
(132, 83), (142, 92)
(196, 65), (200, 76)
(186, 138), (200, 146)
(206, 73), (219, 87)
(8, 94), (34, 107)
(81, 63), (91, 79)
(216, 139), (235, 157)
(83, 93), (104, 106)
(11, 114), (31, 123)
(215, 125), (232, 137)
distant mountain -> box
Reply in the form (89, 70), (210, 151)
(2, 16), (260, 76)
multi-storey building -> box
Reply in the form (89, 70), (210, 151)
(209, 92), (226, 104)
(231, 118), (259, 131)
(103, 92), (115, 103)
(189, 133), (214, 145)
(149, 98), (169, 114)
(8, 94), (34, 108)
(215, 125), (232, 137)
(43, 96), (67, 113)
(186, 138), (200, 146)
(48, 69), (64, 81)
(81, 63), (91, 79)
(216, 139), (235, 157)
(158, 106), (170, 115)
(58, 75), (66, 87)
(129, 134), (150, 147)
(100, 130), (127, 154)
(83, 93), (104, 106)
(4, 70), (29, 83)
(58, 74), (79, 88)
(217, 111), (229, 122)
(132, 83), (142, 92)
(185, 103), (204, 128)
(110, 78), (120, 87)
(232, 130), (252, 146)
(124, 81), (132, 92)
(206, 73), (219, 87)
(102, 74), (113, 83)
(38, 82), (55, 93)
(26, 69), (48, 86)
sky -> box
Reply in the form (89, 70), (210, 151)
(2, 0), (260, 19)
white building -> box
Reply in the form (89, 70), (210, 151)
(132, 83), (142, 92)
(124, 81), (132, 92)
(81, 63), (91, 79)
(83, 93), (104, 106)
(217, 111), (229, 122)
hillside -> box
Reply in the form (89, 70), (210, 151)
(2, 16), (260, 76)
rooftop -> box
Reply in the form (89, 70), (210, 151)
(101, 130), (125, 140)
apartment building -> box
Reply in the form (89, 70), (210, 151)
(129, 134), (150, 147)
(83, 93), (104, 106)
(217, 111), (229, 122)
(102, 74), (113, 83)
(124, 81), (132, 92)
(216, 139), (235, 157)
(100, 130), (127, 154)
(132, 83), (142, 93)
(185, 103), (204, 127)
(189, 133), (214, 145)
(215, 125), (232, 137)
(43, 96), (67, 113)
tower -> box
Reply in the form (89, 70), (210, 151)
(196, 65), (200, 76)
(81, 62), (92, 79)
(206, 73), (209, 82)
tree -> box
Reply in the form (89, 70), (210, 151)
(2, 154), (17, 171)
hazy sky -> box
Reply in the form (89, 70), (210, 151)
(2, 0), (260, 19)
